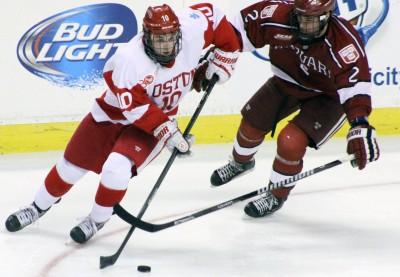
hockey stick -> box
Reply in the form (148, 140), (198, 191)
(114, 155), (355, 233)
(99, 74), (219, 269)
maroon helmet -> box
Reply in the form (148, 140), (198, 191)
(292, 0), (336, 44)
(143, 4), (182, 65)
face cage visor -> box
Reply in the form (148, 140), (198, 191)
(294, 12), (330, 44)
(143, 28), (182, 66)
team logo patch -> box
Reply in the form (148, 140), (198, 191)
(339, 44), (360, 64)
(139, 75), (155, 88)
(261, 5), (278, 19)
(17, 4), (137, 89)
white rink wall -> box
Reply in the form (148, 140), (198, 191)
(1, 0), (399, 124)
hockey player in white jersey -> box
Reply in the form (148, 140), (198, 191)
(5, 3), (240, 243)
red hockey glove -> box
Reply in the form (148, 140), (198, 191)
(346, 117), (380, 170)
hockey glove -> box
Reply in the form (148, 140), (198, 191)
(192, 47), (216, 92)
(205, 48), (239, 85)
(175, 134), (195, 158)
(153, 120), (193, 156)
(192, 58), (210, 92)
(346, 117), (380, 170)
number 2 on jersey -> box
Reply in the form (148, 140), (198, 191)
(349, 66), (360, 83)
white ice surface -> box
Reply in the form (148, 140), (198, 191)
(0, 137), (399, 277)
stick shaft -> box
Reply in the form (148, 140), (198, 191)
(99, 75), (218, 268)
(115, 155), (354, 232)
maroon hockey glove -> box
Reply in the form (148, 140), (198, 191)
(191, 47), (216, 92)
(346, 118), (380, 170)
(191, 59), (209, 92)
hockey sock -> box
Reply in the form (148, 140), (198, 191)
(34, 166), (73, 210)
(233, 119), (266, 163)
(92, 183), (127, 223)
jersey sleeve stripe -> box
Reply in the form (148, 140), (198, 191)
(324, 38), (343, 68)
(122, 104), (150, 124)
(91, 101), (130, 125)
(337, 81), (372, 104)
(98, 71), (169, 132)
(260, 22), (293, 29)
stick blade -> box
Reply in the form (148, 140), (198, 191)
(99, 255), (117, 269)
(114, 204), (157, 232)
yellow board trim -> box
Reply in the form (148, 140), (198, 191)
(0, 107), (399, 154)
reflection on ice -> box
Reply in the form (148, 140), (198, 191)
(0, 138), (399, 277)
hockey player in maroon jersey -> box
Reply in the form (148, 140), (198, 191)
(5, 3), (240, 243)
(210, 0), (380, 218)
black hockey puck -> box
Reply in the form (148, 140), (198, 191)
(137, 265), (151, 272)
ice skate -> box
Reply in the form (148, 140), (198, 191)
(5, 203), (48, 232)
(70, 216), (106, 244)
(210, 158), (255, 186)
(244, 191), (285, 218)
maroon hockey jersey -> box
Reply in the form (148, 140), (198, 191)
(231, 1), (372, 120)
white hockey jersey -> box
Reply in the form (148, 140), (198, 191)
(90, 3), (240, 134)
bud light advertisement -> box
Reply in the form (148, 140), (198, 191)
(17, 4), (137, 89)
